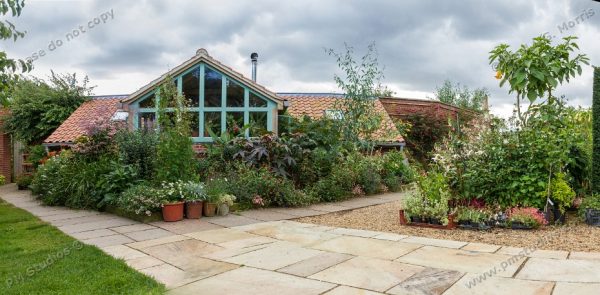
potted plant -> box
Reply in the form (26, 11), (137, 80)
(580, 195), (600, 226)
(16, 174), (34, 190)
(457, 207), (492, 230)
(182, 182), (206, 219)
(204, 178), (228, 217)
(217, 194), (236, 216)
(160, 181), (185, 222)
(507, 207), (547, 229)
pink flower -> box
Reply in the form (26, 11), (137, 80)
(252, 195), (265, 207)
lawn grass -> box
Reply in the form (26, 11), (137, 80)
(0, 199), (165, 295)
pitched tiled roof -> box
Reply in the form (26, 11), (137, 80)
(124, 49), (285, 109)
(279, 93), (404, 143)
(43, 97), (124, 144)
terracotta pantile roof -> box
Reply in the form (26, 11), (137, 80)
(43, 96), (125, 144)
(279, 93), (404, 143)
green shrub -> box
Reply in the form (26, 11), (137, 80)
(204, 178), (231, 203)
(115, 130), (158, 180)
(356, 159), (382, 195)
(383, 175), (401, 192)
(548, 172), (576, 213)
(593, 66), (600, 193)
(382, 150), (415, 183)
(15, 174), (33, 189)
(0, 174), (5, 185)
(308, 163), (356, 202)
(416, 171), (451, 202)
(31, 153), (71, 205)
(116, 184), (163, 216)
(26, 145), (47, 168)
(181, 182), (207, 202)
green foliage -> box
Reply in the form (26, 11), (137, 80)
(116, 184), (163, 216)
(25, 145), (46, 169)
(579, 194), (600, 219)
(1, 0), (32, 107)
(2, 73), (93, 144)
(434, 80), (488, 111)
(0, 174), (5, 185)
(593, 67), (600, 194)
(115, 129), (158, 180)
(181, 182), (206, 202)
(456, 207), (491, 223)
(490, 35), (589, 122)
(549, 172), (576, 213)
(327, 42), (392, 152)
(402, 113), (450, 164)
(353, 154), (383, 195)
(308, 162), (356, 202)
(15, 174), (32, 188)
(154, 78), (197, 184)
(204, 178), (230, 203)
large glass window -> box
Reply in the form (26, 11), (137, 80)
(189, 112), (200, 137)
(204, 68), (222, 107)
(249, 92), (267, 107)
(139, 93), (155, 108)
(204, 112), (221, 137)
(226, 112), (244, 136)
(226, 79), (244, 107)
(182, 68), (200, 107)
(249, 112), (268, 137)
(138, 113), (156, 130)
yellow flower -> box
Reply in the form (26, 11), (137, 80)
(495, 71), (503, 80)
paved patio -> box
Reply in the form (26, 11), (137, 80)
(2, 185), (600, 294)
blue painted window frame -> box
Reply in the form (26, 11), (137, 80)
(131, 63), (276, 143)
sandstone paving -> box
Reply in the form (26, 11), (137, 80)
(141, 239), (224, 269)
(123, 228), (175, 241)
(569, 251), (600, 260)
(68, 228), (118, 240)
(150, 219), (224, 234)
(204, 214), (261, 227)
(323, 286), (384, 295)
(496, 246), (569, 259)
(402, 236), (467, 249)
(311, 235), (422, 260)
(309, 256), (424, 292)
(443, 274), (554, 295)
(396, 246), (525, 277)
(371, 232), (408, 241)
(460, 242), (502, 253)
(327, 227), (382, 237)
(111, 223), (158, 233)
(167, 267), (335, 295)
(58, 218), (138, 234)
(222, 241), (323, 270)
(82, 234), (135, 248)
(125, 255), (165, 270)
(552, 282), (600, 295)
(516, 257), (600, 283)
(386, 268), (463, 295)
(247, 222), (340, 246)
(276, 251), (354, 277)
(239, 209), (297, 221)
(102, 244), (147, 260)
(126, 235), (191, 250)
(184, 228), (259, 244)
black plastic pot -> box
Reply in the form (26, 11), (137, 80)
(585, 209), (600, 226)
(510, 221), (534, 230)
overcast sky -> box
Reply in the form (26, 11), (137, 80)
(3, 0), (600, 117)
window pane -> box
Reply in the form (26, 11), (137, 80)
(249, 112), (268, 137)
(204, 112), (221, 137)
(188, 112), (199, 137)
(249, 92), (267, 107)
(139, 93), (155, 108)
(138, 112), (156, 130)
(204, 68), (222, 107)
(226, 79), (244, 107)
(226, 112), (244, 136)
(182, 67), (200, 107)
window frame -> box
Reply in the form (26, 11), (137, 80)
(130, 63), (276, 142)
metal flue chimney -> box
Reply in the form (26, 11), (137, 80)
(251, 52), (258, 82)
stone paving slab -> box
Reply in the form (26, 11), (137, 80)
(123, 228), (175, 241)
(323, 286), (384, 295)
(223, 242), (323, 270)
(102, 244), (147, 260)
(396, 246), (525, 277)
(168, 267), (335, 295)
(312, 236), (422, 260)
(270, 207), (325, 217)
(496, 246), (569, 259)
(82, 234), (135, 248)
(387, 268), (463, 295)
(307, 203), (349, 212)
(239, 209), (297, 221)
(69, 228), (118, 240)
(49, 214), (115, 227)
(277, 251), (353, 277)
(402, 236), (468, 249)
(247, 222), (341, 247)
(59, 218), (138, 234)
(552, 282), (600, 295)
(204, 214), (262, 227)
(569, 251), (600, 260)
(184, 228), (259, 244)
(327, 227), (382, 238)
(111, 223), (158, 233)
(371, 232), (408, 241)
(444, 274), (554, 295)
(309, 256), (424, 292)
(461, 242), (502, 253)
(516, 257), (600, 282)
(150, 219), (224, 234)
(40, 211), (100, 222)
(125, 255), (165, 270)
(126, 235), (191, 250)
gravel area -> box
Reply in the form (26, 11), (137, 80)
(296, 200), (600, 252)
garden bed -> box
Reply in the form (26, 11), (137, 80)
(296, 200), (600, 252)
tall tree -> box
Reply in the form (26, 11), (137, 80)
(2, 72), (93, 145)
(327, 42), (395, 152)
(489, 35), (589, 124)
(1, 0), (31, 107)
(593, 66), (600, 194)
(433, 79), (489, 111)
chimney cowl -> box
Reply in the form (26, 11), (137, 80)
(251, 52), (258, 82)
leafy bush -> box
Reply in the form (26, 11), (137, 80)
(308, 163), (356, 202)
(115, 130), (158, 180)
(0, 174), (5, 185)
(31, 152), (71, 205)
(181, 182), (207, 202)
(204, 178), (231, 203)
(456, 207), (492, 224)
(116, 184), (163, 216)
(354, 156), (383, 195)
(15, 174), (33, 189)
(549, 172), (576, 213)
(26, 145), (46, 168)
(383, 175), (401, 192)
(382, 150), (414, 183)
(507, 207), (548, 228)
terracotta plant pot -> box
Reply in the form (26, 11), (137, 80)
(217, 204), (229, 216)
(203, 202), (217, 217)
(185, 201), (204, 219)
(162, 201), (184, 222)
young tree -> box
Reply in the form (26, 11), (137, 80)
(327, 42), (393, 152)
(489, 35), (589, 124)
(2, 72), (93, 144)
(593, 66), (600, 194)
(1, 0), (32, 106)
(433, 80), (488, 111)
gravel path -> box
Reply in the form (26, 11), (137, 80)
(296, 200), (600, 252)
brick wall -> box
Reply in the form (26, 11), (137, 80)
(0, 109), (11, 183)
